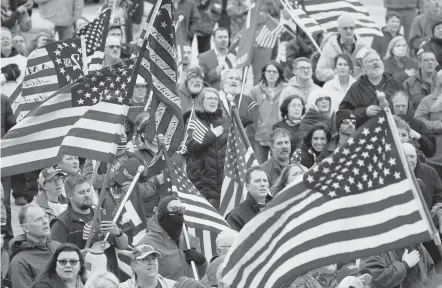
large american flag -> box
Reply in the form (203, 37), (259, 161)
(1, 60), (136, 177)
(220, 116), (258, 217)
(164, 157), (233, 259)
(220, 112), (433, 288)
(10, 38), (85, 122)
(74, 8), (111, 69)
(300, 0), (382, 38)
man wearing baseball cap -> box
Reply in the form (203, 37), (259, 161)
(119, 244), (176, 288)
(33, 167), (68, 221)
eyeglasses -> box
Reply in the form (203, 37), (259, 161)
(342, 26), (355, 31)
(316, 97), (330, 102)
(107, 45), (120, 49)
(296, 66), (312, 72)
(48, 176), (64, 183)
(205, 97), (219, 102)
(57, 260), (79, 266)
(168, 205), (186, 214)
(265, 70), (279, 74)
(341, 119), (356, 125)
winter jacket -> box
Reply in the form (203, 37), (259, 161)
(321, 75), (356, 112)
(403, 68), (437, 110)
(1, 47), (27, 98)
(32, 192), (68, 222)
(32, 274), (84, 288)
(251, 81), (287, 145)
(421, 37), (442, 70)
(383, 57), (419, 83)
(34, 0), (83, 27)
(361, 244), (435, 288)
(260, 156), (289, 186)
(414, 159), (442, 210)
(194, 0), (222, 36)
(273, 120), (302, 154)
(119, 275), (176, 288)
(409, 13), (442, 51)
(186, 109), (229, 202)
(226, 193), (272, 231)
(383, 0), (424, 11)
(291, 146), (320, 169)
(175, 0), (201, 42)
(7, 235), (60, 288)
(136, 216), (207, 280)
(1, 94), (15, 137)
(279, 76), (320, 119)
(414, 92), (442, 133)
(315, 34), (369, 82)
(339, 73), (404, 128)
(177, 80), (209, 114)
(371, 27), (402, 58)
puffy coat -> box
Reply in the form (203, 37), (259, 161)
(383, 56), (419, 83)
(136, 216), (207, 280)
(1, 94), (15, 137)
(34, 0), (83, 27)
(403, 68), (437, 110)
(371, 27), (402, 58)
(339, 73), (403, 128)
(186, 108), (229, 202)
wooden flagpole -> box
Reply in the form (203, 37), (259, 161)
(80, 36), (88, 75)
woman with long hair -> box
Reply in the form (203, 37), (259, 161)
(32, 243), (87, 288)
(271, 163), (308, 197)
(251, 60), (288, 163)
(383, 35), (418, 83)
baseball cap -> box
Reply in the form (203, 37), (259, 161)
(132, 244), (161, 260)
(38, 167), (66, 188)
(338, 275), (372, 288)
(114, 158), (142, 186)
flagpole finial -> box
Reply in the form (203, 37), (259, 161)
(137, 165), (145, 173)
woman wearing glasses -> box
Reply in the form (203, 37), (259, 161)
(250, 61), (287, 164)
(32, 243), (87, 288)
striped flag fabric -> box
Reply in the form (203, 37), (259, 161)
(10, 38), (85, 122)
(1, 60), (136, 177)
(300, 0), (382, 38)
(287, 7), (325, 35)
(179, 108), (208, 155)
(74, 8), (111, 69)
(255, 15), (284, 49)
(163, 157), (233, 259)
(219, 116), (259, 217)
(220, 112), (433, 288)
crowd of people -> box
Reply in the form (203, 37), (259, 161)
(1, 0), (442, 287)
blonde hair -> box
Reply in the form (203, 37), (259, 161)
(384, 35), (409, 59)
(194, 87), (221, 113)
(84, 272), (119, 288)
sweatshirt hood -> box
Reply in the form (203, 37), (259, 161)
(305, 88), (333, 118)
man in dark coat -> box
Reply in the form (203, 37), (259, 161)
(391, 91), (437, 158)
(339, 49), (403, 128)
(226, 166), (272, 231)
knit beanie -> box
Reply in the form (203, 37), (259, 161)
(335, 109), (356, 130)
(173, 277), (206, 288)
(186, 66), (204, 81)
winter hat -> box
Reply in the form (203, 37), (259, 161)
(336, 109), (356, 130)
(186, 66), (204, 81)
(173, 277), (206, 288)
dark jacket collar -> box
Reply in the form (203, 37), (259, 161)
(245, 192), (273, 213)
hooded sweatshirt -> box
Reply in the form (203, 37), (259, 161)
(1, 46), (26, 98)
(339, 73), (403, 128)
(8, 234), (60, 288)
(279, 76), (320, 118)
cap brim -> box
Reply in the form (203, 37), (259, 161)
(360, 274), (372, 285)
(135, 251), (161, 260)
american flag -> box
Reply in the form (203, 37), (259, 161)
(300, 0), (382, 38)
(220, 116), (258, 217)
(179, 108), (208, 155)
(255, 15), (284, 49)
(163, 156), (233, 259)
(285, 6), (326, 35)
(74, 8), (111, 69)
(220, 112), (433, 288)
(1, 60), (136, 177)
(10, 38), (85, 122)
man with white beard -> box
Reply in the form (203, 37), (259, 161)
(218, 69), (259, 144)
(178, 66), (207, 114)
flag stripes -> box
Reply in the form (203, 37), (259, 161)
(289, 8), (325, 35)
(255, 25), (284, 48)
(188, 227), (218, 260)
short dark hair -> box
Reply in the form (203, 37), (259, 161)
(302, 123), (332, 149)
(270, 128), (291, 146)
(244, 166), (267, 185)
(292, 57), (311, 70)
(418, 50), (436, 61)
(385, 12), (400, 23)
(64, 174), (89, 196)
(213, 27), (229, 38)
(333, 54), (354, 74)
(280, 95), (306, 120)
(18, 203), (40, 225)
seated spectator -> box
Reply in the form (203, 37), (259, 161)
(12, 33), (27, 56)
(260, 128), (292, 186)
(7, 203), (61, 288)
(390, 90), (436, 158)
(315, 13), (369, 82)
(371, 12), (402, 58)
(279, 57), (319, 117)
(361, 242), (435, 288)
(137, 196), (207, 280)
(84, 271), (119, 288)
(292, 122), (332, 169)
(178, 66), (206, 115)
(251, 61), (287, 164)
(186, 88), (229, 209)
(271, 163), (307, 197)
(1, 27), (26, 98)
(420, 22), (442, 70)
(383, 35), (419, 83)
(299, 88), (335, 139)
(74, 16), (89, 32)
(33, 167), (68, 222)
(409, 0), (442, 52)
(339, 49), (403, 128)
(273, 95), (306, 156)
(31, 243), (87, 288)
(322, 54), (356, 112)
(403, 50), (438, 110)
(226, 167), (272, 231)
(119, 244), (176, 288)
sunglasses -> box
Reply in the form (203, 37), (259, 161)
(107, 45), (120, 49)
(57, 260), (79, 266)
(342, 119), (356, 125)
